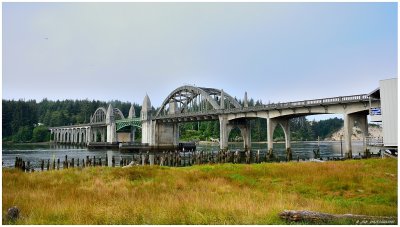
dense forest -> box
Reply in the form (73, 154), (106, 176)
(2, 99), (141, 142)
(2, 99), (344, 143)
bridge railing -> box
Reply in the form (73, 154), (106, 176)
(153, 94), (371, 119)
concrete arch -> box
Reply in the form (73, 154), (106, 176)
(113, 108), (125, 120)
(156, 85), (242, 117)
(92, 107), (107, 123)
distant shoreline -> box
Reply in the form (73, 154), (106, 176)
(3, 140), (366, 147)
(3, 141), (51, 146)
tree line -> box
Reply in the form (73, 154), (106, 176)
(2, 99), (140, 142)
(3, 98), (344, 143)
(178, 117), (344, 142)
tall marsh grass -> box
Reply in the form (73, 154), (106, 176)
(2, 158), (397, 224)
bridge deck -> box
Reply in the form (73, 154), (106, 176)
(154, 94), (374, 120)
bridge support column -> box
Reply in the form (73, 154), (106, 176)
(66, 129), (70, 144)
(153, 122), (178, 147)
(55, 130), (59, 143)
(356, 114), (369, 153)
(130, 127), (136, 143)
(78, 128), (83, 144)
(238, 120), (251, 151)
(280, 119), (291, 150)
(100, 128), (103, 142)
(344, 114), (355, 158)
(344, 113), (368, 158)
(71, 129), (74, 144)
(219, 115), (231, 151)
(107, 124), (117, 143)
(83, 128), (87, 144)
(86, 127), (91, 143)
(267, 118), (277, 157)
(141, 94), (154, 145)
(267, 117), (291, 160)
(73, 129), (77, 144)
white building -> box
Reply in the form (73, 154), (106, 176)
(369, 78), (398, 147)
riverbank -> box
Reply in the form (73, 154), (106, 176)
(2, 141), (51, 146)
(2, 158), (397, 224)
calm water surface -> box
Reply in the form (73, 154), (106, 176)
(2, 141), (378, 169)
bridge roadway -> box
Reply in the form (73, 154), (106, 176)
(50, 85), (380, 160)
(154, 94), (370, 122)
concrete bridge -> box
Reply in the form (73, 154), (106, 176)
(50, 85), (380, 158)
(50, 104), (140, 145)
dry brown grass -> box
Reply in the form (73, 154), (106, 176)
(2, 158), (397, 224)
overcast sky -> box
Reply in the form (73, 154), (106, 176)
(3, 2), (398, 112)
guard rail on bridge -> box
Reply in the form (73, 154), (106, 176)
(154, 94), (372, 120)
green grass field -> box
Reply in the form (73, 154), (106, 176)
(2, 158), (397, 224)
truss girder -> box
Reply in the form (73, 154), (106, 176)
(115, 118), (142, 131)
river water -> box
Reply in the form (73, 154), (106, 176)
(2, 141), (380, 170)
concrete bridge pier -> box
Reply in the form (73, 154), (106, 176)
(344, 112), (368, 158)
(237, 120), (252, 151)
(130, 127), (136, 143)
(106, 104), (117, 143)
(220, 117), (252, 151)
(153, 122), (179, 147)
(219, 115), (232, 151)
(267, 117), (291, 160)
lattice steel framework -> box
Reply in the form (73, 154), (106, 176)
(115, 118), (142, 131)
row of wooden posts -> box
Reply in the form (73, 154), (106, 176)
(13, 149), (299, 172)
(14, 148), (368, 172)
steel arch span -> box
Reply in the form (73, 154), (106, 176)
(155, 85), (241, 117)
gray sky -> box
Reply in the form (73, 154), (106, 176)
(3, 2), (398, 113)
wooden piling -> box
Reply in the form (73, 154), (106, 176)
(112, 156), (115, 167)
(93, 156), (96, 167)
(99, 157), (102, 166)
(71, 158), (74, 168)
(41, 160), (44, 171)
(47, 159), (50, 171)
(57, 159), (60, 170)
(288, 148), (297, 162)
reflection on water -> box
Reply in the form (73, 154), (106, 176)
(2, 141), (379, 170)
